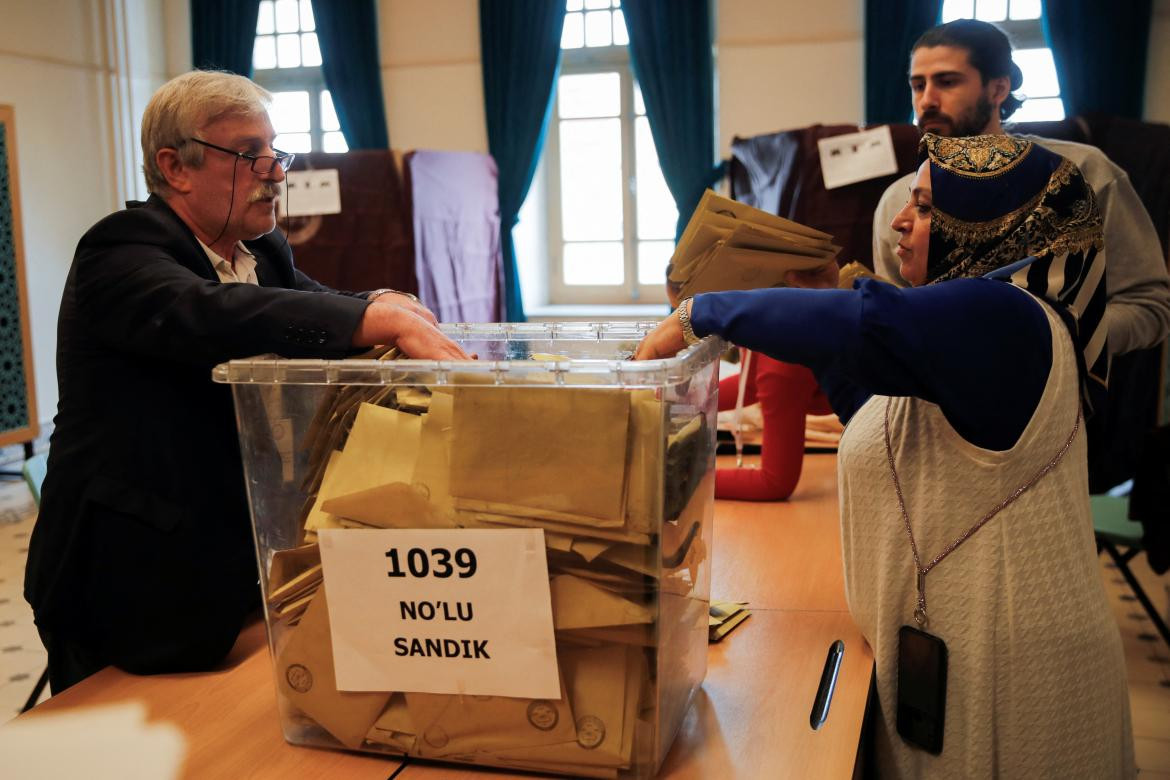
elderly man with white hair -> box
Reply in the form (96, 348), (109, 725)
(24, 70), (467, 692)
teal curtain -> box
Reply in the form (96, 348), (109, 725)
(314, 0), (390, 149)
(865, 1), (942, 124)
(191, 0), (261, 76)
(1044, 0), (1153, 119)
(480, 0), (566, 322)
(623, 0), (723, 241)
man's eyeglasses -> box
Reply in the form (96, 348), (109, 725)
(187, 138), (295, 174)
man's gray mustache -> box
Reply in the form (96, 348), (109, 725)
(248, 185), (282, 203)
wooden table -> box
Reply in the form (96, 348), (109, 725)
(12, 454), (872, 779)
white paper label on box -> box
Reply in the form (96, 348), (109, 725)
(318, 528), (560, 698)
(818, 126), (899, 190)
(281, 169), (342, 217)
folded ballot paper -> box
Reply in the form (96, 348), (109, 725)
(256, 347), (714, 778)
(669, 189), (839, 298)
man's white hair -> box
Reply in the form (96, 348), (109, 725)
(141, 70), (272, 194)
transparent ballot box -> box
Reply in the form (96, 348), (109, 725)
(213, 323), (721, 778)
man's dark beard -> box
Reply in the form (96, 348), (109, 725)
(917, 93), (995, 137)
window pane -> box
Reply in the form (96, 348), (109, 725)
(257, 0), (276, 34)
(635, 117), (677, 240)
(1010, 96), (1065, 122)
(585, 10), (613, 47)
(638, 240), (675, 286)
(1013, 48), (1060, 97)
(320, 90), (341, 131)
(323, 131), (349, 153)
(301, 32), (322, 67)
(584, 0), (610, 9)
(299, 0), (316, 30)
(564, 242), (624, 286)
(941, 0), (974, 21)
(634, 81), (645, 115)
(974, 0), (1007, 21)
(275, 0), (300, 32)
(277, 33), (302, 67)
(566, 0), (583, 10)
(253, 36), (277, 70)
(1009, 0), (1041, 18)
(275, 132), (312, 154)
(558, 72), (620, 118)
(559, 117), (623, 241)
(561, 13), (584, 49)
(613, 9), (628, 46)
(270, 91), (311, 133)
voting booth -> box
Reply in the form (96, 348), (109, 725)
(214, 323), (720, 778)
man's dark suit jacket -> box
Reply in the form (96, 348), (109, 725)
(24, 195), (371, 677)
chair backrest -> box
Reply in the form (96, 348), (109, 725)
(22, 452), (47, 507)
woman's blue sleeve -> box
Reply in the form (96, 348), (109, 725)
(688, 278), (1054, 451)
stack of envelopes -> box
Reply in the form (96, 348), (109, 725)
(266, 370), (715, 777)
(669, 189), (839, 299)
(708, 600), (751, 642)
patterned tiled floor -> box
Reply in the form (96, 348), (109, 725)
(0, 478), (1167, 770)
(0, 477), (47, 718)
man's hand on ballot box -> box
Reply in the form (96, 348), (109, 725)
(368, 289), (439, 326)
(352, 301), (471, 360)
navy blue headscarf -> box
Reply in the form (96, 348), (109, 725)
(922, 133), (1108, 396)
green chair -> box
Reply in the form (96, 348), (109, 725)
(1093, 488), (1170, 649)
(20, 452), (49, 713)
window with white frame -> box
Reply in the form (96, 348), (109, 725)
(941, 0), (1065, 121)
(546, 0), (678, 305)
(252, 0), (348, 153)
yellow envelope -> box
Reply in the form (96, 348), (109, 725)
(550, 575), (652, 630)
(680, 246), (831, 298)
(449, 387), (630, 523)
(454, 498), (626, 530)
(570, 539), (612, 563)
(267, 543), (321, 591)
(404, 674), (577, 759)
(274, 589), (391, 749)
(597, 543), (656, 577)
(460, 511), (651, 546)
(489, 644), (644, 769)
(623, 391), (664, 536)
(366, 693), (416, 753)
(321, 403), (423, 500)
(411, 391), (455, 517)
(321, 482), (455, 529)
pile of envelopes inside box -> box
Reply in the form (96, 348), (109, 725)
(669, 189), (838, 298)
(261, 354), (714, 778)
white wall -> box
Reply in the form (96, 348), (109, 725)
(378, 0), (487, 153)
(717, 0), (865, 154)
(0, 0), (170, 431)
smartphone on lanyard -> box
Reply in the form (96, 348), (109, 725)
(897, 625), (947, 754)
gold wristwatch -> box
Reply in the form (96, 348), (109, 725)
(677, 297), (701, 346)
(368, 288), (420, 303)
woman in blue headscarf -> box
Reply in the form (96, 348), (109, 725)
(637, 134), (1133, 777)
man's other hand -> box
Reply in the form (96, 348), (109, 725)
(353, 302), (470, 359)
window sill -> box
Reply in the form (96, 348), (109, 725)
(525, 303), (669, 322)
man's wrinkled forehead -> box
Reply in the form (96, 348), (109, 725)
(199, 111), (276, 147)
